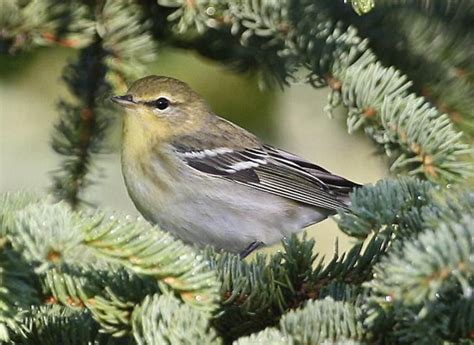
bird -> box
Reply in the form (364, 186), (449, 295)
(111, 75), (360, 258)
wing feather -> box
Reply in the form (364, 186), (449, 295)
(175, 145), (360, 212)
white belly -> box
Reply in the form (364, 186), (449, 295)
(122, 152), (327, 253)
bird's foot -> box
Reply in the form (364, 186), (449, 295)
(239, 241), (265, 259)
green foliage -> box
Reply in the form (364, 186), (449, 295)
(0, 195), (219, 343)
(337, 178), (434, 238)
(364, 190), (474, 344)
(154, 0), (472, 182)
(1, 0), (473, 343)
(0, 179), (473, 343)
(49, 0), (158, 208)
(3, 0), (472, 202)
(235, 298), (365, 344)
(336, 2), (474, 135)
(131, 294), (220, 345)
(0, 246), (40, 342)
(82, 212), (219, 309)
(11, 306), (116, 345)
(0, 0), (94, 54)
(280, 298), (364, 344)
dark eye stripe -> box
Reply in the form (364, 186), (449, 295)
(144, 97), (170, 110)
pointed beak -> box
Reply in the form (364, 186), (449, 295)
(110, 94), (136, 107)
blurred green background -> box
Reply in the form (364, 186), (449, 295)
(0, 47), (386, 258)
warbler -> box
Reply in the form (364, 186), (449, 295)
(111, 75), (360, 258)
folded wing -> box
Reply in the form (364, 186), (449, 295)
(175, 144), (360, 213)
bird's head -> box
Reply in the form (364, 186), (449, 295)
(111, 75), (211, 141)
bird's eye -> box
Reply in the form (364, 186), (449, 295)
(154, 97), (170, 110)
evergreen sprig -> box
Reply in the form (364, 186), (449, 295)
(1, 1), (474, 343)
(155, 0), (472, 182)
(11, 306), (112, 345)
(0, 178), (473, 343)
(343, 6), (474, 135)
(337, 178), (435, 238)
(0, 246), (39, 342)
(51, 0), (157, 208)
(0, 0), (94, 53)
(1, 195), (219, 342)
(131, 294), (220, 345)
(83, 213), (220, 310)
(50, 39), (112, 208)
(235, 298), (365, 344)
(364, 190), (474, 343)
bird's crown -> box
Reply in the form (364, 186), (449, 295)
(126, 75), (200, 104)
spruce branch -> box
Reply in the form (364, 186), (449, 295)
(100, 0), (158, 89)
(208, 252), (285, 341)
(11, 305), (117, 345)
(0, 0), (94, 54)
(51, 38), (112, 209)
(292, 2), (472, 180)
(0, 246), (40, 342)
(337, 178), (435, 238)
(367, 215), (473, 307)
(51, 0), (157, 207)
(209, 233), (386, 342)
(0, 192), (39, 237)
(2, 194), (219, 340)
(311, 233), (390, 291)
(0, 193), (41, 342)
(364, 191), (474, 343)
(207, 236), (322, 341)
(43, 265), (161, 336)
(280, 298), (364, 344)
(157, 0), (472, 182)
(236, 298), (365, 344)
(346, 8), (474, 135)
(233, 328), (289, 345)
(9, 202), (99, 267)
(334, 52), (472, 182)
(155, 0), (298, 87)
(131, 294), (220, 345)
(422, 189), (474, 228)
(83, 213), (219, 311)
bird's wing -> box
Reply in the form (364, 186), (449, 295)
(175, 144), (360, 212)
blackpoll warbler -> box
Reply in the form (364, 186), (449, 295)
(112, 76), (360, 258)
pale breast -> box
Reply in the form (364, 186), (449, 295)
(121, 145), (328, 252)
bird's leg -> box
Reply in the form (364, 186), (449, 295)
(239, 241), (265, 259)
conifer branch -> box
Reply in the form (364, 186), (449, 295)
(131, 294), (220, 345)
(2, 196), (219, 341)
(50, 0), (157, 208)
(1, 1), (473, 343)
(337, 178), (435, 238)
(0, 246), (40, 342)
(1, 181), (473, 343)
(236, 298), (365, 344)
(51, 38), (111, 209)
(10, 306), (110, 345)
(209, 232), (387, 342)
(344, 8), (474, 135)
(156, 0), (472, 182)
(83, 213), (220, 310)
(364, 190), (474, 343)
(0, 0), (94, 54)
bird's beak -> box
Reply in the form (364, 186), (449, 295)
(110, 94), (136, 108)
